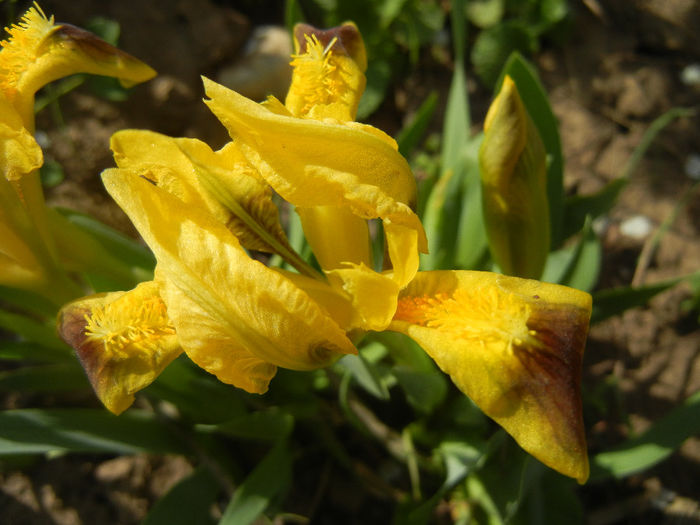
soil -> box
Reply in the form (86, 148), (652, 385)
(1, 0), (699, 523)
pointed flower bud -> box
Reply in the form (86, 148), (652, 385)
(479, 76), (550, 279)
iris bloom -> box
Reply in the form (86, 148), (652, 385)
(0, 4), (155, 303)
(59, 23), (591, 482)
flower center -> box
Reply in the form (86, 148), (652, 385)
(394, 286), (535, 350)
(84, 295), (175, 354)
(0, 6), (55, 98)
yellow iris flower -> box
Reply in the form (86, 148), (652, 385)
(0, 4), (155, 303)
(58, 22), (591, 482)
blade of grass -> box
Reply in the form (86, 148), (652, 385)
(590, 390), (700, 480)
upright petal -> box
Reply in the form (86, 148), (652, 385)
(110, 130), (291, 255)
(57, 281), (182, 415)
(102, 168), (357, 392)
(286, 22), (366, 121)
(204, 77), (426, 321)
(390, 271), (591, 483)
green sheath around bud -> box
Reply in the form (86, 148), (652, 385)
(479, 75), (550, 279)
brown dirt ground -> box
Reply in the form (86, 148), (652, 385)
(1, 0), (699, 523)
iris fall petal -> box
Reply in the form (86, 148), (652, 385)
(390, 270), (591, 482)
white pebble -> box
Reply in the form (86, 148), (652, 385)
(619, 215), (654, 239)
(684, 154), (700, 180)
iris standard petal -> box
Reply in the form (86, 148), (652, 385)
(203, 77), (426, 299)
(110, 130), (291, 255)
(389, 270), (591, 483)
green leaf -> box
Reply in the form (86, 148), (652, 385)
(500, 52), (564, 246)
(510, 467), (582, 525)
(441, 59), (469, 171)
(466, 0), (505, 28)
(472, 21), (537, 89)
(284, 0), (305, 33)
(356, 57), (392, 119)
(55, 207), (156, 275)
(396, 91), (438, 157)
(421, 51), (472, 270)
(454, 134), (488, 270)
(0, 363), (89, 392)
(402, 440), (487, 525)
(39, 159), (65, 188)
(0, 311), (67, 351)
(0, 409), (189, 455)
(197, 409), (294, 442)
(393, 366), (447, 415)
(542, 217), (601, 291)
(146, 357), (247, 424)
(563, 178), (626, 240)
(143, 466), (220, 525)
(591, 272), (699, 324)
(590, 390), (700, 480)
(0, 285), (57, 319)
(219, 441), (292, 525)
(335, 351), (391, 400)
(0, 341), (70, 363)
(378, 0), (409, 28)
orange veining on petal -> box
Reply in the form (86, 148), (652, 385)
(394, 287), (535, 350)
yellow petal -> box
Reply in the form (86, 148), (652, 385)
(286, 22), (367, 121)
(296, 205), (371, 270)
(0, 5), (156, 126)
(203, 77), (426, 288)
(328, 264), (400, 331)
(390, 270), (591, 483)
(110, 130), (291, 255)
(102, 169), (357, 390)
(57, 281), (182, 415)
(0, 92), (42, 182)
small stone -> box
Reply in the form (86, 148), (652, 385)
(619, 215), (654, 240)
(684, 153), (700, 180)
(680, 63), (700, 86)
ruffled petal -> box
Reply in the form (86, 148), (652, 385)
(110, 130), (291, 255)
(286, 22), (366, 122)
(203, 77), (426, 322)
(389, 270), (591, 483)
(0, 92), (42, 182)
(57, 281), (181, 415)
(102, 169), (357, 390)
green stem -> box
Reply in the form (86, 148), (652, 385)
(197, 166), (324, 280)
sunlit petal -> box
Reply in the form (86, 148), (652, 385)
(57, 281), (181, 415)
(203, 77), (426, 291)
(102, 169), (357, 391)
(390, 270), (591, 482)
(286, 22), (366, 121)
(110, 130), (291, 255)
